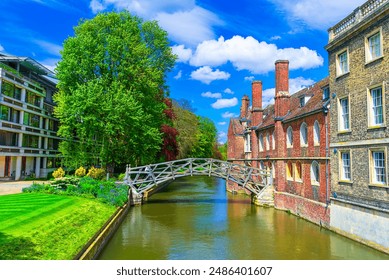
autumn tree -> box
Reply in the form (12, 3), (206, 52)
(54, 11), (176, 170)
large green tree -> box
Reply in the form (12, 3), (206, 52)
(54, 11), (176, 170)
(190, 116), (218, 158)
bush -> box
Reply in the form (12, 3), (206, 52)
(50, 177), (80, 190)
(52, 167), (65, 179)
(118, 173), (126, 181)
(75, 166), (86, 177)
(87, 166), (105, 180)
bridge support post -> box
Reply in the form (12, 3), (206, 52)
(129, 187), (143, 206)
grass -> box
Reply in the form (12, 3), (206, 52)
(0, 193), (116, 260)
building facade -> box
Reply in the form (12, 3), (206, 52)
(326, 0), (389, 253)
(0, 53), (60, 180)
(228, 60), (331, 227)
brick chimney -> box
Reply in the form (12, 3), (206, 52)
(240, 95), (250, 119)
(274, 60), (290, 118)
(251, 80), (263, 126)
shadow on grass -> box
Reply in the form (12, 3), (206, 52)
(0, 232), (42, 260)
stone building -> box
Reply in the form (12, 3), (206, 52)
(326, 0), (389, 252)
(228, 60), (331, 227)
(0, 53), (60, 179)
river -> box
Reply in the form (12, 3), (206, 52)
(98, 176), (388, 260)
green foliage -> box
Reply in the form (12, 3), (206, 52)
(54, 11), (176, 169)
(118, 173), (126, 181)
(190, 116), (218, 158)
(217, 142), (228, 160)
(52, 167), (65, 179)
(87, 166), (105, 180)
(75, 166), (86, 177)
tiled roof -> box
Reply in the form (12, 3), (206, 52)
(230, 118), (245, 135)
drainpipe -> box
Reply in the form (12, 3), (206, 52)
(325, 110), (330, 206)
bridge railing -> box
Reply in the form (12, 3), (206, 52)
(124, 158), (270, 197)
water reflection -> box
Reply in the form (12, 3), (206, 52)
(98, 176), (388, 260)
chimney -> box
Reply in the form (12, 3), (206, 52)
(240, 95), (250, 119)
(274, 60), (290, 118)
(251, 81), (263, 126)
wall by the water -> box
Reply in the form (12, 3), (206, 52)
(330, 199), (389, 254)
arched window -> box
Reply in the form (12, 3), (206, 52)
(265, 133), (270, 150)
(260, 161), (265, 170)
(311, 161), (320, 185)
(259, 133), (264, 152)
(287, 126), (293, 147)
(295, 161), (302, 181)
(300, 122), (308, 146)
(272, 161), (275, 178)
(314, 120), (320, 145)
(286, 161), (293, 180)
(272, 131), (275, 150)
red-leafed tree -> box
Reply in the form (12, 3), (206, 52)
(159, 98), (179, 161)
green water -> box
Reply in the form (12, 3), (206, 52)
(98, 176), (388, 260)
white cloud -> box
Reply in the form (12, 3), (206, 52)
(174, 70), (182, 79)
(0, 44), (4, 52)
(90, 0), (105, 13)
(262, 77), (315, 108)
(201, 91), (222, 99)
(218, 131), (227, 143)
(190, 66), (230, 84)
(171, 45), (192, 63)
(268, 0), (366, 30)
(218, 122), (227, 125)
(33, 40), (62, 57)
(224, 88), (234, 94)
(222, 111), (238, 119)
(211, 97), (238, 109)
(189, 36), (323, 74)
(244, 76), (255, 81)
(270, 35), (281, 40)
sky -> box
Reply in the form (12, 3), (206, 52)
(0, 0), (367, 143)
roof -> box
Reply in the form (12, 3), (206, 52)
(229, 118), (245, 136)
(255, 77), (329, 131)
(0, 53), (55, 77)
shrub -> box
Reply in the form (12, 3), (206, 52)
(50, 177), (80, 190)
(118, 173), (126, 181)
(75, 166), (86, 177)
(52, 167), (65, 179)
(87, 166), (105, 180)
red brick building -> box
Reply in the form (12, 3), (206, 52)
(227, 60), (331, 227)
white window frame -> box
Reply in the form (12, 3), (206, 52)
(244, 133), (251, 153)
(338, 96), (350, 132)
(300, 122), (308, 147)
(265, 133), (270, 151)
(369, 148), (387, 186)
(336, 49), (349, 77)
(272, 131), (275, 150)
(311, 161), (320, 186)
(367, 84), (385, 128)
(339, 150), (352, 182)
(313, 120), (320, 146)
(365, 28), (383, 64)
(259, 133), (264, 152)
(286, 161), (293, 181)
(286, 126), (293, 148)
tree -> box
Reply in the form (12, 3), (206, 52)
(190, 116), (218, 158)
(158, 98), (179, 161)
(54, 11), (176, 169)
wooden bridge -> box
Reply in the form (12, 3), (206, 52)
(124, 158), (271, 204)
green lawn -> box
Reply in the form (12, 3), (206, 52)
(0, 193), (116, 260)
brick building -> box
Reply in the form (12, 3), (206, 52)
(326, 0), (389, 252)
(228, 60), (331, 227)
(0, 53), (60, 179)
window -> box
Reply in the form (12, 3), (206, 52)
(0, 105), (19, 123)
(286, 126), (293, 147)
(265, 133), (270, 150)
(322, 86), (330, 100)
(311, 161), (320, 185)
(300, 96), (305, 107)
(0, 131), (18, 146)
(370, 150), (386, 185)
(23, 112), (40, 128)
(244, 133), (251, 153)
(369, 86), (384, 126)
(272, 131), (275, 150)
(272, 161), (275, 178)
(366, 30), (382, 62)
(22, 134), (39, 148)
(337, 50), (349, 76)
(314, 121), (320, 145)
(295, 162), (302, 181)
(339, 97), (350, 131)
(259, 133), (264, 152)
(1, 81), (21, 100)
(340, 151), (351, 181)
(286, 161), (293, 180)
(26, 91), (41, 107)
(260, 161), (265, 170)
(300, 122), (308, 146)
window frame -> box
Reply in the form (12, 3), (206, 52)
(365, 28), (383, 64)
(286, 161), (293, 181)
(311, 161), (320, 186)
(336, 49), (350, 77)
(244, 133), (251, 153)
(286, 126), (293, 148)
(272, 131), (275, 150)
(258, 133), (264, 152)
(294, 161), (302, 182)
(339, 150), (352, 182)
(369, 148), (387, 187)
(313, 120), (320, 146)
(367, 84), (385, 128)
(338, 96), (351, 132)
(265, 133), (270, 151)
(300, 122), (308, 147)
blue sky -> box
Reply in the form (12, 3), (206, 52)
(0, 0), (367, 143)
